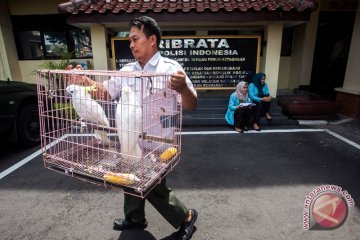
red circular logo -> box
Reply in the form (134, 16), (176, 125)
(312, 193), (348, 228)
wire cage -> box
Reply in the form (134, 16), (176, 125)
(37, 69), (182, 198)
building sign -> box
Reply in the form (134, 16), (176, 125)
(112, 36), (260, 89)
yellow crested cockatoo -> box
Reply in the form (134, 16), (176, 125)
(116, 85), (142, 161)
(66, 84), (111, 144)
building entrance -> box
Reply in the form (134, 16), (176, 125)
(310, 11), (356, 99)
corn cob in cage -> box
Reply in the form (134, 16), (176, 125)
(37, 69), (182, 198)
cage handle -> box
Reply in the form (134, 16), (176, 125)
(47, 70), (55, 99)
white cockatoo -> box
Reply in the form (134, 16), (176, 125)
(66, 84), (111, 144)
(116, 85), (142, 161)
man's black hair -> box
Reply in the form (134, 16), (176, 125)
(129, 16), (161, 48)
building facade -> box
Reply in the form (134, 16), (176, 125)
(0, 0), (359, 117)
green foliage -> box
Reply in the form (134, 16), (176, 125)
(53, 102), (78, 120)
(39, 51), (74, 70)
(38, 51), (80, 120)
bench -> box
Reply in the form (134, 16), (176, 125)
(277, 95), (339, 119)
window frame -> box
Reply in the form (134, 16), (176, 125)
(11, 14), (92, 60)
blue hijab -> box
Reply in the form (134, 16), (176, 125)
(251, 73), (266, 98)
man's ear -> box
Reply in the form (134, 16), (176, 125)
(149, 35), (157, 47)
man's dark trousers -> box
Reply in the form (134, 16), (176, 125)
(124, 178), (188, 228)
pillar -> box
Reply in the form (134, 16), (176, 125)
(90, 24), (109, 70)
(0, 0), (21, 80)
(289, 6), (320, 90)
(299, 6), (320, 86)
(264, 22), (283, 97)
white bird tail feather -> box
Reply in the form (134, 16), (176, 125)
(117, 86), (142, 161)
(94, 129), (111, 144)
(120, 129), (142, 161)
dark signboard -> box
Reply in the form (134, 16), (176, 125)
(112, 36), (260, 89)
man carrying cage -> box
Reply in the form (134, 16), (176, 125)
(67, 16), (198, 240)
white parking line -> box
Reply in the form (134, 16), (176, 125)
(324, 129), (360, 150)
(182, 128), (325, 135)
(183, 129), (360, 149)
(0, 149), (43, 180)
(0, 136), (65, 180)
(1, 129), (359, 180)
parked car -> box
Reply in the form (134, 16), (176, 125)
(0, 79), (40, 147)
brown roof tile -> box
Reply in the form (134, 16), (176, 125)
(58, 0), (318, 15)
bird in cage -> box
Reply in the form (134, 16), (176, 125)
(65, 84), (111, 144)
(116, 85), (142, 161)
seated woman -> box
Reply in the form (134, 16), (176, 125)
(248, 72), (272, 131)
(225, 81), (254, 133)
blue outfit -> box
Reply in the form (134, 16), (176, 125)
(248, 82), (270, 103)
(225, 92), (252, 126)
(248, 72), (271, 125)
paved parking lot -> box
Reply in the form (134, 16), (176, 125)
(1, 121), (360, 240)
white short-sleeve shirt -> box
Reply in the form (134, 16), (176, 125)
(103, 52), (196, 149)
(103, 51), (196, 100)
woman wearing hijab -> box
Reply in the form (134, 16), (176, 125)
(225, 81), (254, 133)
(248, 72), (272, 131)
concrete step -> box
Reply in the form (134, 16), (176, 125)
(187, 104), (284, 115)
(182, 113), (299, 126)
(197, 98), (229, 106)
(198, 97), (282, 108)
(183, 107), (227, 115)
(182, 93), (297, 126)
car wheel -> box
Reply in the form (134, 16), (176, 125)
(17, 104), (40, 147)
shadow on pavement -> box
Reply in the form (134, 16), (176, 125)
(117, 230), (157, 240)
(117, 227), (197, 240)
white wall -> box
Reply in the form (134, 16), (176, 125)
(19, 59), (94, 84)
(278, 57), (292, 90)
(289, 23), (306, 90)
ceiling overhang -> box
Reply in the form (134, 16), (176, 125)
(58, 0), (318, 31)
